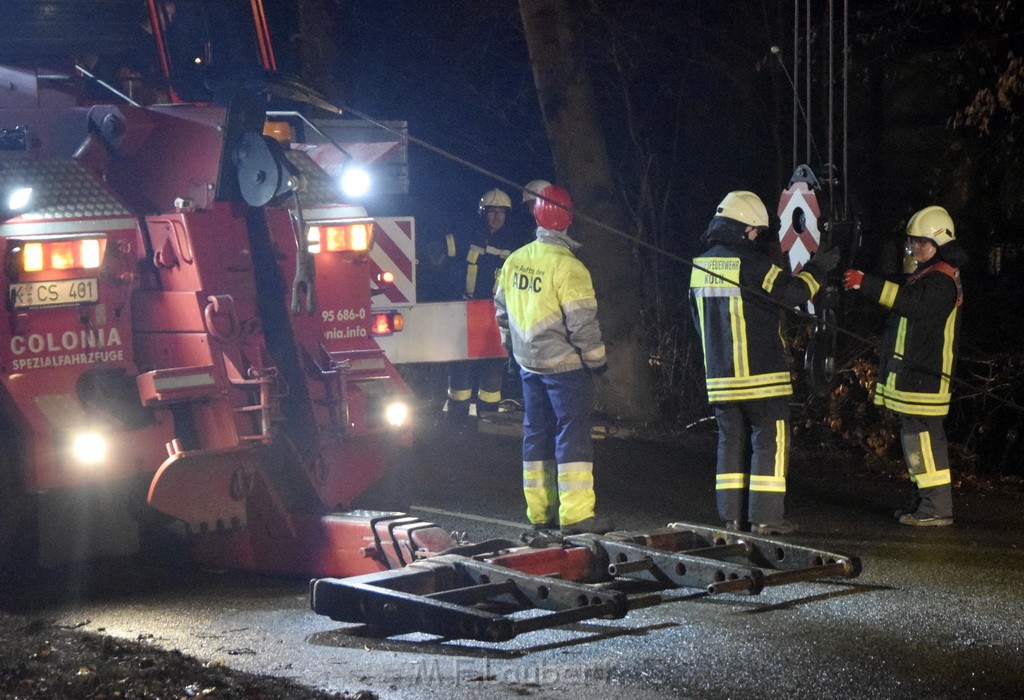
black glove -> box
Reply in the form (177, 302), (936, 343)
(589, 364), (609, 377)
(804, 245), (840, 276)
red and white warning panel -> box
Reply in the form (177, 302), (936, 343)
(369, 216), (416, 306)
(374, 299), (506, 363)
(777, 181), (821, 274)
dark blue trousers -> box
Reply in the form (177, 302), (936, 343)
(520, 368), (595, 526)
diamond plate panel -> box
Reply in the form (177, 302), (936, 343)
(0, 156), (131, 220)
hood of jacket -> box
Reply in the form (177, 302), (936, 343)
(701, 215), (757, 249)
(536, 226), (582, 251)
(937, 239), (969, 268)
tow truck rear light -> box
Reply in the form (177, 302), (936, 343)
(305, 222), (374, 255)
(16, 237), (107, 274)
(371, 311), (403, 336)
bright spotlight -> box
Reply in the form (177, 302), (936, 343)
(71, 431), (108, 467)
(7, 187), (32, 212)
(340, 167), (371, 198)
(384, 401), (410, 427)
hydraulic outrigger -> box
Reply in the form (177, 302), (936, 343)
(310, 517), (861, 642)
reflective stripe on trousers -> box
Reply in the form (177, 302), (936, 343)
(900, 414), (953, 518)
(521, 368), (595, 526)
(448, 358), (504, 414)
(714, 397), (789, 524)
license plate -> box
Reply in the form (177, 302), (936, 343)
(9, 278), (99, 308)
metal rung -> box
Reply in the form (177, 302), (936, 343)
(311, 521), (863, 642)
(425, 580), (517, 605)
(511, 601), (621, 635)
(234, 405), (269, 413)
(760, 561), (858, 587)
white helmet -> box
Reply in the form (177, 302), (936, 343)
(907, 205), (955, 246)
(478, 188), (512, 215)
(522, 179), (552, 204)
(715, 191), (769, 228)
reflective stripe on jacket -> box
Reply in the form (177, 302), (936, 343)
(861, 261), (962, 417)
(494, 229), (606, 374)
(690, 242), (821, 403)
(446, 226), (521, 299)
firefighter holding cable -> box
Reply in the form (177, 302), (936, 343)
(495, 185), (612, 536)
(690, 191), (839, 535)
(843, 206), (966, 527)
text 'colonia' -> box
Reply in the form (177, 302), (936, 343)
(10, 328), (123, 355)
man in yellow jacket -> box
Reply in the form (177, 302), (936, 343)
(494, 185), (612, 536)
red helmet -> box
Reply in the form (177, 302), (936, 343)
(533, 185), (574, 230)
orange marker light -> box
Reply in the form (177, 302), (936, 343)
(23, 242), (43, 272)
(372, 312), (392, 335)
(20, 238), (106, 273)
(305, 221), (375, 255)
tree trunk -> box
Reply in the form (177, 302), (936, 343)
(296, 0), (343, 100)
(518, 0), (654, 421)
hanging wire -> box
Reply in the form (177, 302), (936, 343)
(331, 100), (1024, 414)
(843, 0), (850, 220)
(828, 0), (835, 221)
(792, 0), (799, 170)
(771, 47), (822, 165)
(805, 0), (812, 162)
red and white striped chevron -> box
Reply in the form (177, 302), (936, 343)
(369, 216), (416, 305)
(777, 182), (821, 274)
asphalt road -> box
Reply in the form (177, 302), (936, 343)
(9, 419), (1024, 699)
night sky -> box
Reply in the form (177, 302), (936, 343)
(333, 3), (552, 246)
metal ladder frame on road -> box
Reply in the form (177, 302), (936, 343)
(309, 522), (862, 642)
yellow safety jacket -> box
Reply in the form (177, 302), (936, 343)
(494, 229), (606, 374)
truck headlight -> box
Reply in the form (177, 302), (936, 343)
(340, 167), (371, 198)
(384, 401), (410, 427)
(7, 186), (32, 212)
(71, 430), (108, 467)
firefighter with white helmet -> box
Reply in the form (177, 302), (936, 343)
(690, 191), (839, 535)
(843, 205), (967, 527)
(445, 187), (526, 422)
(495, 185), (613, 535)
(521, 179), (551, 207)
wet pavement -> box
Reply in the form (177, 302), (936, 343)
(8, 421), (1024, 699)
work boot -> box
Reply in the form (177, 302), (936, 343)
(531, 519), (558, 531)
(560, 515), (615, 536)
(894, 497), (923, 521)
(751, 520), (798, 536)
(724, 520), (745, 532)
(898, 512), (953, 527)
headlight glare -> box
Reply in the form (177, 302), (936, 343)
(384, 401), (410, 427)
(71, 430), (108, 467)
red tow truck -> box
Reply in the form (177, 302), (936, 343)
(0, 0), (860, 641)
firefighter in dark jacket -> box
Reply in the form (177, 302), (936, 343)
(445, 188), (525, 421)
(843, 205), (966, 527)
(690, 191), (839, 535)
